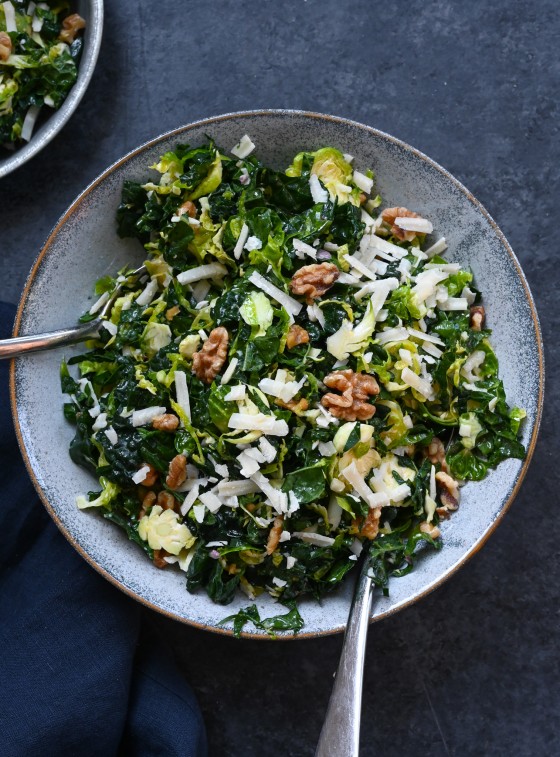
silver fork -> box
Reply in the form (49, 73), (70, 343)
(0, 266), (147, 360)
(316, 544), (376, 757)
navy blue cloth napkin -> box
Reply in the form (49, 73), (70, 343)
(0, 303), (207, 757)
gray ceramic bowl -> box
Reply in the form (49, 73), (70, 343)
(0, 0), (103, 179)
(10, 111), (544, 638)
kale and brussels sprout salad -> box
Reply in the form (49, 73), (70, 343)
(0, 1), (85, 147)
(61, 136), (526, 635)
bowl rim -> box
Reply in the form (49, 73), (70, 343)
(0, 0), (104, 179)
(10, 109), (545, 639)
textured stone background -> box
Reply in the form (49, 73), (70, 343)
(1, 1), (558, 755)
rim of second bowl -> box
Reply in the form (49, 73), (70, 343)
(0, 0), (104, 179)
(10, 110), (545, 638)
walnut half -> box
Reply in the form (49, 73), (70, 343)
(0, 32), (12, 62)
(289, 262), (339, 303)
(166, 454), (187, 490)
(286, 324), (309, 350)
(321, 369), (379, 421)
(59, 13), (86, 44)
(192, 326), (229, 384)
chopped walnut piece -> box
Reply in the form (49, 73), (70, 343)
(157, 491), (178, 511)
(289, 262), (340, 303)
(286, 324), (310, 350)
(142, 463), (159, 487)
(178, 200), (197, 218)
(381, 206), (421, 242)
(321, 369), (379, 421)
(277, 397), (309, 415)
(470, 305), (485, 331)
(435, 471), (460, 511)
(353, 506), (382, 540)
(192, 326), (229, 384)
(166, 454), (187, 490)
(0, 32), (12, 62)
(153, 549), (169, 569)
(424, 437), (449, 473)
(152, 413), (179, 432)
(266, 516), (284, 555)
(139, 490), (156, 520)
(166, 305), (180, 321)
(419, 521), (441, 539)
(59, 13), (86, 44)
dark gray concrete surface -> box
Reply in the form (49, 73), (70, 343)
(1, 1), (558, 755)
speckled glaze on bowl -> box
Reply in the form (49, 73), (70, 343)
(0, 0), (103, 179)
(10, 111), (543, 638)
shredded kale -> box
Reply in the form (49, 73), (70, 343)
(62, 140), (526, 634)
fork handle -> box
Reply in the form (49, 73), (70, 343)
(0, 322), (98, 359)
(315, 555), (374, 757)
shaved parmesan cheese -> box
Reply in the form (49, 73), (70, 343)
(293, 238), (317, 260)
(279, 530), (291, 543)
(218, 479), (260, 497)
(344, 254), (377, 281)
(318, 441), (337, 457)
(461, 350), (486, 382)
(231, 134), (255, 159)
(21, 104), (41, 142)
(228, 412), (289, 436)
(132, 406), (167, 427)
(248, 271), (302, 317)
(323, 241), (339, 252)
(3, 3), (16, 33)
(193, 504), (206, 523)
(370, 234), (409, 260)
(191, 280), (211, 302)
(341, 462), (389, 509)
(101, 320), (117, 336)
(224, 385), (246, 402)
(259, 371), (307, 402)
(177, 263), (227, 285)
(488, 396), (498, 412)
(422, 341), (443, 359)
(199, 491), (222, 513)
(352, 170), (373, 194)
(285, 555), (297, 569)
(292, 532), (335, 547)
(360, 208), (377, 228)
(136, 279), (159, 307)
(233, 223), (249, 260)
(425, 262), (461, 273)
(401, 367), (435, 400)
(306, 303), (326, 328)
(411, 269), (449, 304)
(272, 577), (287, 588)
(258, 437), (277, 463)
(424, 237), (447, 258)
(403, 414), (413, 429)
(104, 426), (118, 445)
(132, 465), (150, 484)
(92, 412), (108, 431)
(377, 326), (409, 345)
(395, 216), (433, 234)
(237, 450), (261, 478)
(174, 371), (191, 422)
(288, 492), (300, 514)
(250, 472), (287, 514)
(408, 328), (445, 346)
(220, 357), (238, 386)
(244, 235), (262, 251)
(89, 291), (110, 315)
(180, 484), (200, 515)
(309, 174), (328, 203)
(438, 297), (469, 311)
